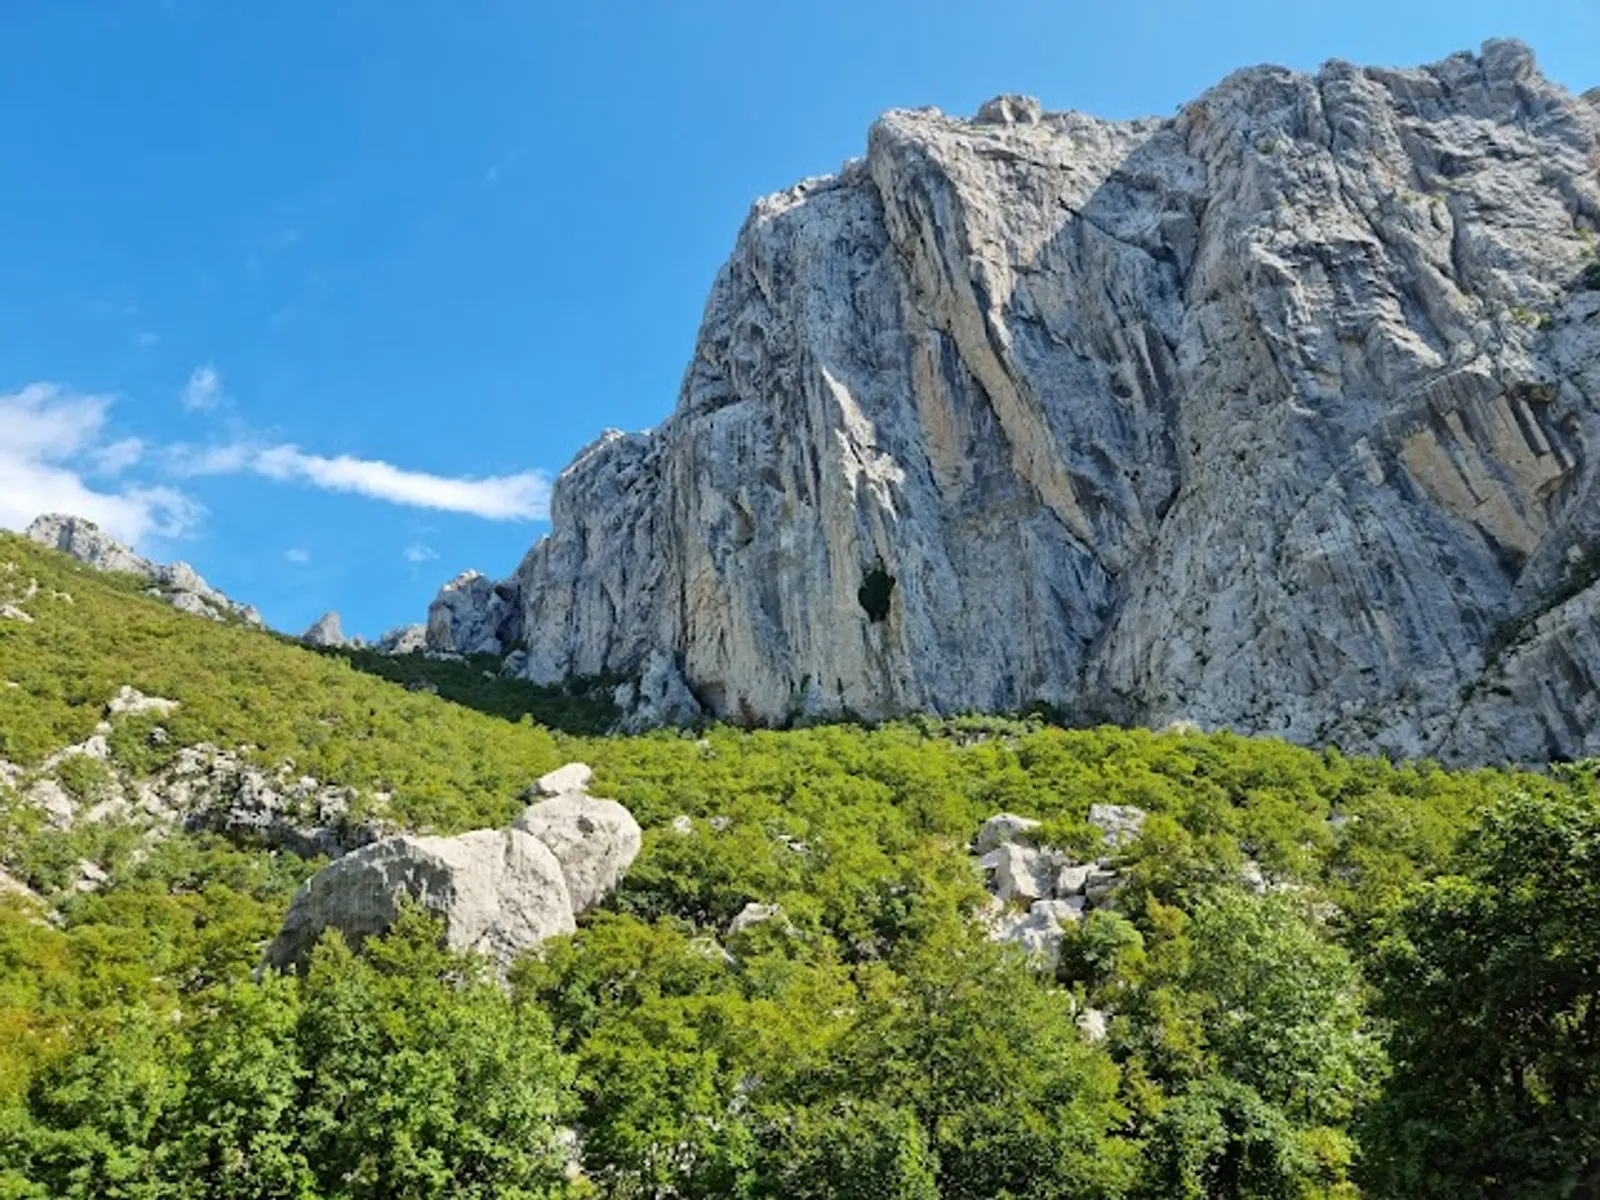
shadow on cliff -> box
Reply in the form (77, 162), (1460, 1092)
(316, 646), (622, 736)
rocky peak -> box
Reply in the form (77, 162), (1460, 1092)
(418, 43), (1600, 763)
(301, 611), (355, 648)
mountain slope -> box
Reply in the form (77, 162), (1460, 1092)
(438, 40), (1600, 762)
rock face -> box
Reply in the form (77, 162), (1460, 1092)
(439, 42), (1600, 763)
(265, 762), (640, 971)
(426, 571), (520, 657)
(26, 514), (263, 626)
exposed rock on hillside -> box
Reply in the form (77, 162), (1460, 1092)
(301, 611), (359, 648)
(264, 827), (577, 972)
(264, 762), (639, 971)
(26, 514), (263, 626)
(442, 42), (1600, 762)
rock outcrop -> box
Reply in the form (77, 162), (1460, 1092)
(432, 42), (1600, 763)
(26, 514), (263, 626)
(264, 762), (639, 971)
(301, 611), (356, 648)
(264, 828), (577, 972)
(978, 807), (1144, 968)
(426, 570), (521, 657)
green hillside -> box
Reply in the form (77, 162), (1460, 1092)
(1, 531), (1596, 1198)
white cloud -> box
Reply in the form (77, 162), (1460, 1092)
(90, 437), (145, 476)
(175, 441), (550, 520)
(403, 542), (437, 564)
(284, 547), (311, 565)
(134, 331), (160, 348)
(182, 363), (224, 412)
(0, 384), (199, 545)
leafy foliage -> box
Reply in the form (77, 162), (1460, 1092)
(2, 532), (1597, 1196)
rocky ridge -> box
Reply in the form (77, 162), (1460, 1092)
(423, 42), (1600, 764)
(25, 514), (264, 626)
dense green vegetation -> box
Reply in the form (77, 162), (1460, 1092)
(2, 532), (1598, 1196)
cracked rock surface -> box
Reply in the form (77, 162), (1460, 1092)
(435, 42), (1600, 762)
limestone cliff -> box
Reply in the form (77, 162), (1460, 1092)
(435, 41), (1600, 763)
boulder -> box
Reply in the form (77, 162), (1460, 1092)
(981, 842), (1055, 905)
(513, 790), (642, 913)
(107, 685), (179, 718)
(264, 828), (576, 972)
(529, 762), (594, 798)
(1088, 804), (1147, 847)
(974, 812), (1042, 854)
(989, 897), (1084, 966)
(727, 901), (782, 936)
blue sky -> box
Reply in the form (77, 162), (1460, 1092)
(2, 1), (1596, 638)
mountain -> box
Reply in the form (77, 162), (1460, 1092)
(428, 40), (1600, 763)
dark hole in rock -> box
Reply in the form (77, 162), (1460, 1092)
(858, 566), (896, 623)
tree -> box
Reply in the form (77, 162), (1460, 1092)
(294, 909), (574, 1200)
(1364, 787), (1600, 1197)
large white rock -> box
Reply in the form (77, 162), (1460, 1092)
(264, 828), (576, 972)
(415, 42), (1600, 765)
(531, 762), (594, 798)
(513, 791), (642, 913)
(974, 812), (1042, 854)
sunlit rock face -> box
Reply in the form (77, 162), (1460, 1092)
(474, 41), (1600, 762)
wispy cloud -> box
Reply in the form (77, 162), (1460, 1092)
(133, 331), (161, 348)
(181, 363), (224, 412)
(90, 437), (145, 476)
(284, 547), (311, 565)
(403, 542), (437, 564)
(0, 384), (199, 545)
(174, 442), (550, 520)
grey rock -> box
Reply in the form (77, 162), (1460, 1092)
(669, 814), (695, 835)
(529, 762), (594, 798)
(989, 896), (1084, 966)
(417, 43), (1600, 765)
(25, 514), (263, 626)
(264, 828), (576, 972)
(1088, 804), (1147, 847)
(426, 570), (520, 657)
(1077, 1006), (1109, 1042)
(975, 93), (1043, 126)
(727, 901), (782, 936)
(982, 841), (1055, 904)
(512, 790), (643, 913)
(302, 611), (354, 648)
(1055, 863), (1094, 896)
(617, 650), (703, 732)
(376, 624), (428, 655)
(106, 685), (179, 718)
(1084, 868), (1122, 906)
(0, 605), (33, 623)
(974, 812), (1042, 854)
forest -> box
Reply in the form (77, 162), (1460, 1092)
(0, 531), (1596, 1198)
